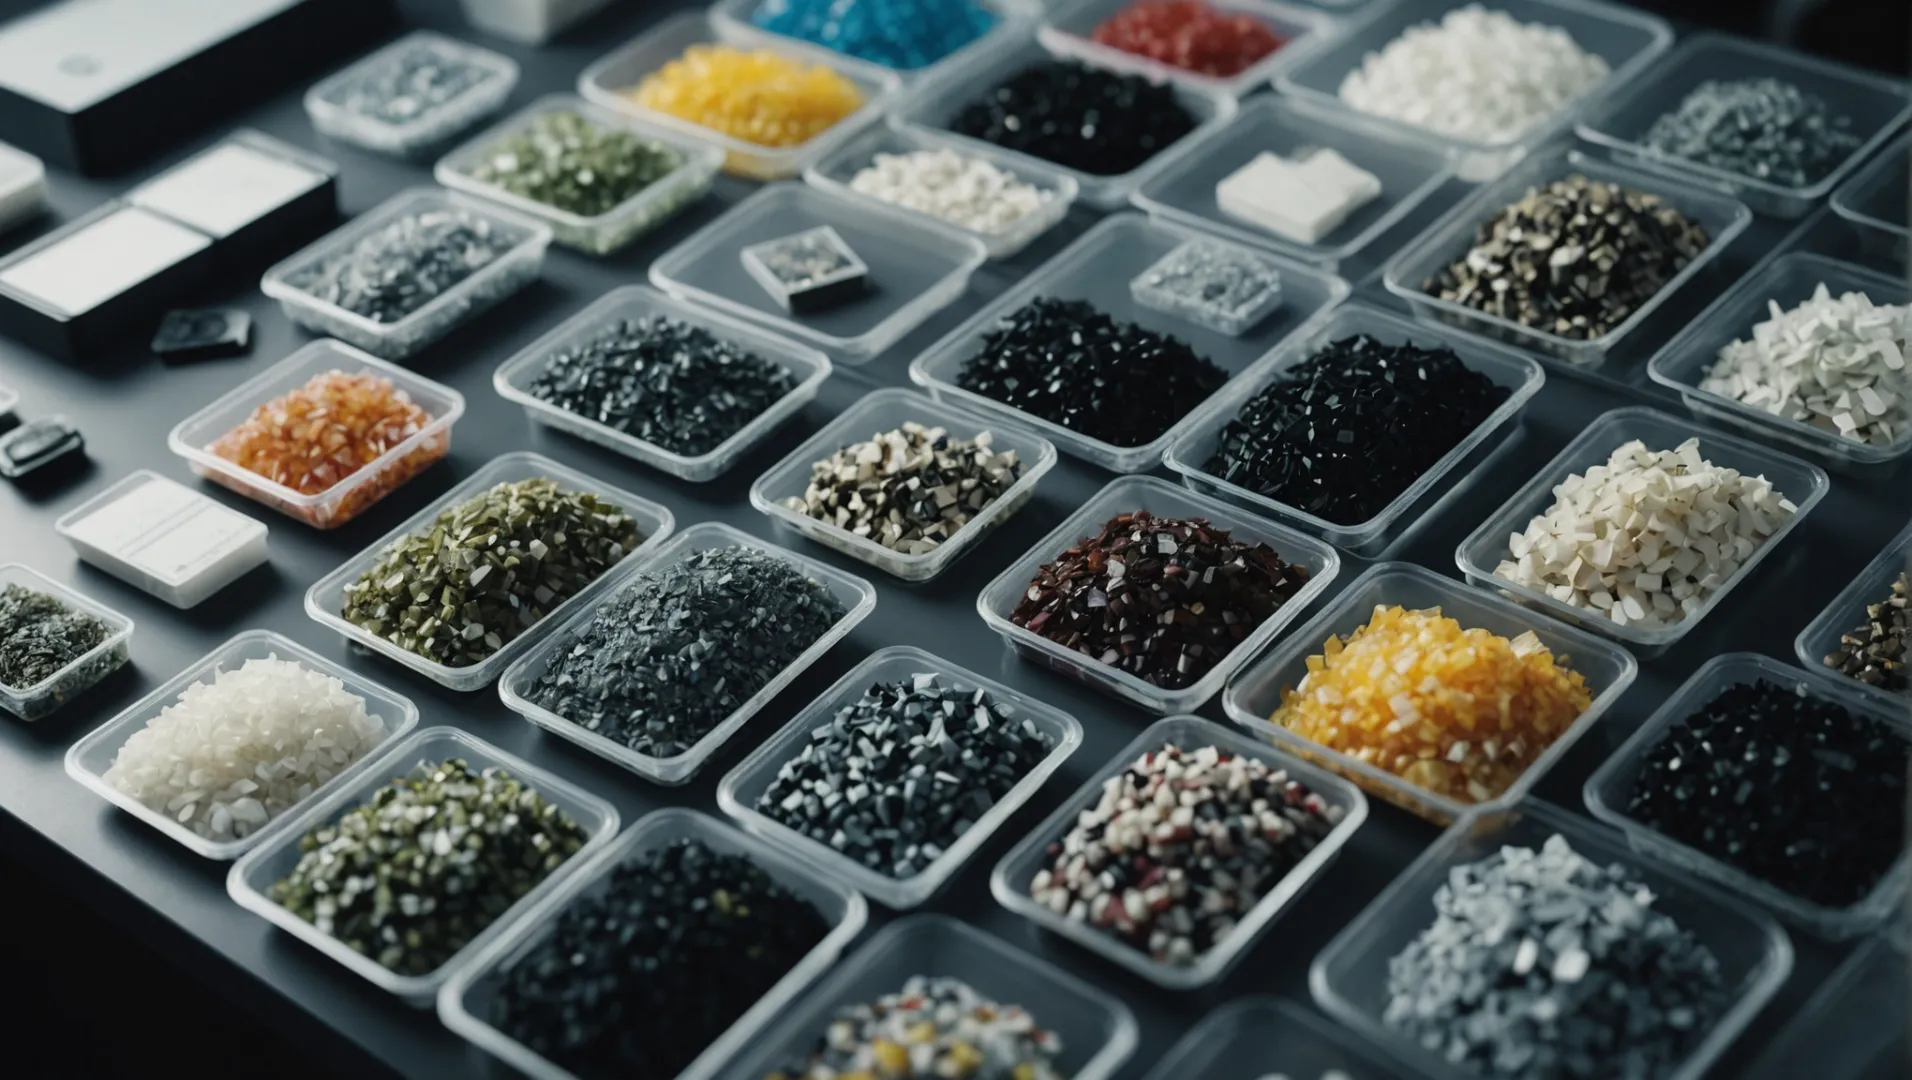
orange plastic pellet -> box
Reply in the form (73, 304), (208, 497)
(1269, 604), (1593, 805)
(627, 45), (864, 149)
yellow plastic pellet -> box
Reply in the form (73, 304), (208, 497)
(627, 45), (863, 148)
(1269, 604), (1593, 805)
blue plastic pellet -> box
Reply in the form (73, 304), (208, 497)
(750, 0), (998, 71)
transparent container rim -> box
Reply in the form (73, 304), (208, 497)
(1139, 994), (1405, 1080)
(1793, 512), (1912, 710)
(0, 563), (135, 701)
(1830, 130), (1912, 238)
(1036, 0), (1342, 99)
(303, 30), (521, 144)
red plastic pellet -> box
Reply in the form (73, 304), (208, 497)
(1089, 0), (1286, 78)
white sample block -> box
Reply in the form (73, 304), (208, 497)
(1214, 148), (1383, 245)
(57, 470), (268, 608)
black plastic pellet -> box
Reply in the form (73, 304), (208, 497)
(489, 838), (831, 1079)
(947, 59), (1197, 176)
(1623, 677), (1909, 909)
(1204, 333), (1511, 525)
(524, 315), (798, 457)
(956, 296), (1227, 448)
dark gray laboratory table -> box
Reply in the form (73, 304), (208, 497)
(0, 1), (1905, 1077)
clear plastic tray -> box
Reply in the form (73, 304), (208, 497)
(909, 213), (1350, 473)
(437, 807), (867, 1080)
(718, 915), (1138, 1080)
(1140, 996), (1404, 1080)
(459, 0), (612, 44)
(1165, 304), (1544, 559)
(436, 94), (723, 256)
(1276, 0), (1672, 181)
(1039, 0), (1335, 100)
(650, 183), (986, 362)
(1310, 798), (1792, 1080)
(1381, 148), (1752, 369)
(1575, 33), (1912, 219)
(991, 714), (1368, 990)
(889, 33), (1238, 211)
(1830, 130), (1910, 260)
(804, 124), (1078, 260)
(717, 645), (1083, 908)
(1794, 513), (1912, 711)
(55, 471), (271, 610)
(577, 12), (901, 181)
(1455, 407), (1830, 657)
(226, 726), (620, 1007)
(64, 630), (419, 860)
(749, 388), (1057, 581)
(167, 338), (465, 529)
(304, 31), (520, 158)
(1222, 562), (1637, 824)
(498, 521), (877, 786)
(0, 564), (132, 722)
(1588, 653), (1912, 940)
(261, 187), (552, 361)
(712, 0), (1036, 83)
(1131, 94), (1457, 270)
(1647, 250), (1912, 470)
(302, 451), (676, 692)
(978, 475), (1341, 715)
(0, 140), (47, 235)
(494, 285), (831, 482)
(1744, 937), (1909, 1080)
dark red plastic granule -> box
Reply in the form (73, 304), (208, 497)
(1090, 0), (1287, 78)
(947, 59), (1198, 176)
(1010, 510), (1310, 689)
(1622, 677), (1909, 909)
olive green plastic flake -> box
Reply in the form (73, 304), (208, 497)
(470, 109), (683, 218)
(0, 584), (112, 690)
(340, 477), (642, 668)
(267, 756), (590, 976)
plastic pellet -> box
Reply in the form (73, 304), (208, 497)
(285, 207), (517, 325)
(1216, 148), (1382, 246)
(1425, 175), (1711, 341)
(1270, 605), (1592, 805)
(526, 546), (846, 759)
(755, 672), (1054, 880)
(1027, 742), (1343, 967)
(948, 59), (1198, 176)
(1824, 570), (1909, 694)
(1338, 4), (1610, 145)
(1089, 0), (1287, 78)
(1698, 283), (1911, 447)
(0, 583), (113, 691)
(468, 108), (684, 218)
(628, 45), (865, 148)
(489, 837), (832, 1078)
(765, 975), (1066, 1080)
(319, 37), (504, 127)
(783, 422), (1022, 556)
(1624, 677), (1909, 908)
(848, 147), (1053, 236)
(1383, 834), (1727, 1080)
(750, 0), (997, 71)
(956, 296), (1227, 448)
(1492, 438), (1797, 630)
(1642, 78), (1860, 187)
(1011, 510), (1311, 690)
(1130, 239), (1283, 337)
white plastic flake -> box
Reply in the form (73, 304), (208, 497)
(1493, 438), (1797, 630)
(102, 656), (389, 842)
(1337, 5), (1610, 145)
(848, 148), (1052, 235)
(1699, 282), (1912, 447)
(1216, 148), (1382, 244)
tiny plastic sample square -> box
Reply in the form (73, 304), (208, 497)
(740, 225), (870, 314)
(1216, 148), (1382, 245)
(151, 308), (253, 363)
(1131, 239), (1283, 336)
(0, 416), (83, 480)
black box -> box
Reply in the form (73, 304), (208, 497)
(128, 130), (339, 271)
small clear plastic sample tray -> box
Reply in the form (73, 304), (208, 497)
(1038, 0), (1337, 101)
(168, 338), (466, 529)
(1794, 513), (1912, 712)
(497, 521), (877, 786)
(304, 30), (520, 158)
(64, 630), (420, 860)
(0, 564), (132, 722)
(748, 388), (1057, 581)
(991, 714), (1368, 990)
(1575, 32), (1912, 219)
(437, 808), (867, 1080)
(1744, 938), (1909, 1080)
(650, 183), (986, 361)
(227, 726), (620, 1007)
(1454, 407), (1830, 657)
(0, 140), (48, 235)
(435, 94), (723, 255)
(55, 471), (270, 610)
(717, 646), (1083, 908)
(1140, 996), (1406, 1080)
(494, 285), (831, 482)
(1223, 562), (1638, 824)
(909, 213), (1349, 473)
(261, 187), (552, 361)
(1585, 652), (1912, 940)
(1128, 238), (1286, 337)
(1831, 130), (1910, 259)
(740, 224), (871, 313)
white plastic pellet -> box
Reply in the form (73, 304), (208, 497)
(1699, 282), (1912, 447)
(1337, 4), (1610, 146)
(1493, 438), (1797, 629)
(848, 148), (1052, 236)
